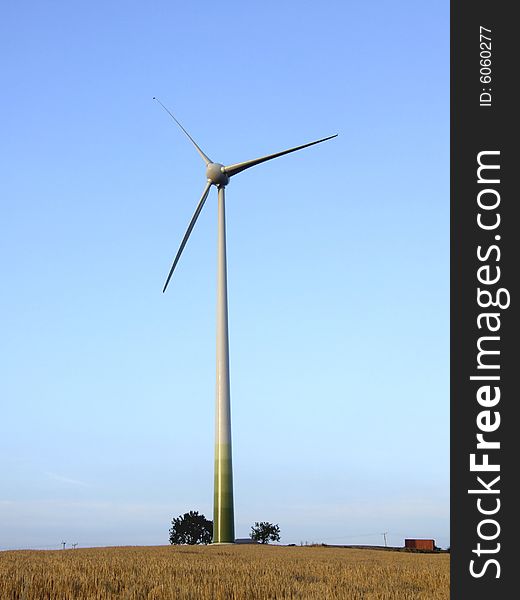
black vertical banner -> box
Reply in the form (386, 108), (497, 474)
(451, 1), (517, 598)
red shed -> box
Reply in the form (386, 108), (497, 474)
(405, 539), (435, 551)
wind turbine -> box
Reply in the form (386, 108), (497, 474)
(155, 97), (337, 543)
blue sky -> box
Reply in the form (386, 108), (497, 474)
(0, 1), (449, 550)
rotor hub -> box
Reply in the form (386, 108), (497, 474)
(206, 163), (229, 187)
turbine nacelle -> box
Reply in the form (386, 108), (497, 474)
(206, 162), (229, 187)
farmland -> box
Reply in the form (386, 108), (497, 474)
(0, 544), (449, 599)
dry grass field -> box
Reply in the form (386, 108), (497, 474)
(0, 544), (449, 599)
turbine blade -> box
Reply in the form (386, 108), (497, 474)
(163, 181), (212, 293)
(153, 97), (212, 165)
(223, 134), (337, 178)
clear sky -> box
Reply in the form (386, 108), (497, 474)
(0, 1), (449, 550)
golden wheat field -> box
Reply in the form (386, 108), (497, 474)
(0, 544), (449, 600)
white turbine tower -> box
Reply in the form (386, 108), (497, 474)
(155, 97), (337, 543)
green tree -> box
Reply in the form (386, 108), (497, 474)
(250, 521), (281, 544)
(169, 511), (213, 545)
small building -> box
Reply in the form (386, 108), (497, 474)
(405, 539), (435, 551)
(235, 538), (259, 544)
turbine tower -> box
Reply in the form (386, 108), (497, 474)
(155, 97), (337, 543)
